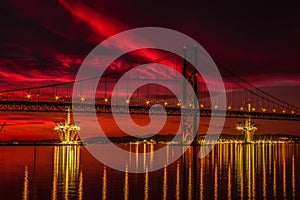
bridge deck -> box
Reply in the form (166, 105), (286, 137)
(0, 100), (299, 121)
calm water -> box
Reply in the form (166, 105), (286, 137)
(0, 143), (299, 200)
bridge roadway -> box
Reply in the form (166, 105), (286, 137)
(0, 100), (300, 121)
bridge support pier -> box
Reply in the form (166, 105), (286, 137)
(54, 106), (80, 144)
(237, 102), (257, 143)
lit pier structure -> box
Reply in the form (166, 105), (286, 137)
(54, 106), (80, 144)
(236, 102), (257, 143)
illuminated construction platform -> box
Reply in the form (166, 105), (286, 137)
(54, 106), (80, 144)
(237, 102), (257, 143)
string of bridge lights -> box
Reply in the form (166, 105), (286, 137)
(19, 91), (297, 114)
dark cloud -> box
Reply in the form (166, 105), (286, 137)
(0, 0), (299, 103)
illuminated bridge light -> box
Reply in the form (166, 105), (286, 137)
(261, 108), (266, 112)
(25, 94), (31, 100)
(104, 98), (109, 104)
(252, 107), (256, 112)
(164, 101), (168, 107)
(80, 96), (85, 102)
(282, 110), (286, 113)
(200, 104), (204, 109)
(55, 95), (60, 101)
(126, 99), (130, 104)
(291, 110), (295, 114)
(240, 107), (244, 111)
(176, 102), (180, 107)
(228, 105), (232, 110)
(214, 105), (218, 109)
(272, 109), (276, 113)
(145, 100), (150, 106)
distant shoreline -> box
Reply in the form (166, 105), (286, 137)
(0, 133), (299, 145)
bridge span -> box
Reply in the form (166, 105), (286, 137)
(1, 100), (299, 121)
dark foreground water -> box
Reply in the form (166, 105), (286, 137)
(0, 143), (299, 200)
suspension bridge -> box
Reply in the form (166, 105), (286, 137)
(0, 48), (299, 143)
(0, 48), (298, 118)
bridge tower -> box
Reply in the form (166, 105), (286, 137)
(237, 102), (257, 143)
(181, 47), (199, 144)
(54, 106), (80, 144)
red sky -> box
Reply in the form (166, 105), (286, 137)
(0, 0), (300, 139)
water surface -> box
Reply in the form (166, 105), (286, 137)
(0, 143), (299, 199)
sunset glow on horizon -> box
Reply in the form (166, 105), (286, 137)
(1, 0), (300, 141)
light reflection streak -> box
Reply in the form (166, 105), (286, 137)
(199, 157), (204, 200)
(251, 144), (256, 198)
(144, 167), (149, 200)
(237, 145), (244, 198)
(162, 165), (167, 200)
(188, 159), (192, 200)
(292, 154), (295, 199)
(23, 166), (29, 200)
(246, 145), (251, 199)
(43, 142), (297, 199)
(229, 143), (233, 200)
(51, 145), (81, 200)
(211, 147), (214, 171)
(135, 143), (139, 172)
(273, 144), (277, 198)
(150, 143), (154, 169)
(262, 144), (266, 199)
(102, 166), (107, 200)
(273, 152), (277, 198)
(245, 144), (251, 199)
(228, 160), (231, 200)
(78, 170), (83, 200)
(124, 165), (129, 200)
(282, 144), (287, 199)
(214, 156), (218, 200)
(143, 143), (146, 171)
(176, 163), (180, 200)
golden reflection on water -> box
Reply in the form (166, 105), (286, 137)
(150, 143), (154, 169)
(78, 170), (83, 200)
(237, 145), (244, 198)
(143, 143), (147, 171)
(102, 166), (107, 200)
(262, 144), (266, 199)
(292, 154), (295, 199)
(51, 145), (81, 200)
(144, 167), (149, 200)
(123, 165), (129, 200)
(126, 143), (297, 199)
(273, 155), (277, 198)
(199, 153), (204, 200)
(22, 166), (29, 200)
(228, 156), (231, 200)
(282, 144), (287, 199)
(251, 144), (255, 198)
(176, 163), (180, 200)
(135, 143), (139, 172)
(162, 165), (167, 200)
(14, 143), (297, 199)
(188, 156), (192, 200)
(214, 162), (218, 200)
(198, 143), (297, 199)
